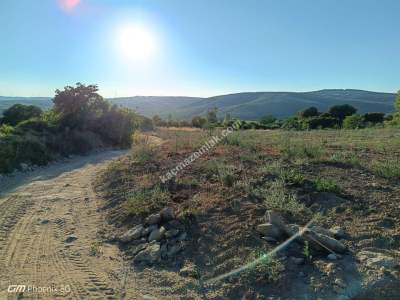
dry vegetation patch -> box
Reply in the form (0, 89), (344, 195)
(95, 128), (400, 299)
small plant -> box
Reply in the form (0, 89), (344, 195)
(279, 168), (305, 186)
(89, 242), (102, 257)
(131, 131), (155, 163)
(217, 164), (236, 187)
(371, 160), (400, 179)
(241, 251), (284, 283)
(126, 186), (169, 216)
(264, 180), (306, 216)
(314, 177), (340, 193)
(302, 241), (312, 261)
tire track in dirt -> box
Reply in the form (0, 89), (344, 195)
(0, 150), (127, 299)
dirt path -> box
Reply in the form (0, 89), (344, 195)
(0, 150), (129, 300)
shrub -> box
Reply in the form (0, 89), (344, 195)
(126, 186), (169, 216)
(281, 117), (305, 130)
(192, 116), (207, 128)
(329, 104), (357, 121)
(0, 134), (52, 173)
(2, 104), (43, 126)
(0, 124), (14, 137)
(298, 107), (320, 118)
(363, 112), (385, 124)
(371, 160), (400, 179)
(303, 116), (340, 129)
(314, 178), (340, 193)
(343, 114), (365, 129)
(260, 115), (277, 125)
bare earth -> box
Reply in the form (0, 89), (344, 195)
(0, 151), (129, 300)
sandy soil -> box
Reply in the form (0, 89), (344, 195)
(0, 151), (131, 299)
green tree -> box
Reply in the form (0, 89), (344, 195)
(395, 90), (400, 112)
(191, 116), (207, 128)
(298, 107), (319, 118)
(2, 104), (43, 126)
(329, 104), (357, 121)
(260, 115), (277, 125)
(206, 107), (218, 125)
(53, 83), (109, 129)
(343, 114), (365, 129)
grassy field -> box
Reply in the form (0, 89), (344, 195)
(96, 127), (400, 299)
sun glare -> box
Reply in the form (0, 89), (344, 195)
(116, 24), (157, 62)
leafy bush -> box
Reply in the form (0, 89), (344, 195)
(371, 160), (400, 179)
(0, 134), (52, 173)
(363, 112), (385, 124)
(2, 104), (43, 126)
(0, 124), (14, 137)
(343, 114), (365, 129)
(126, 186), (170, 216)
(314, 178), (340, 193)
(298, 106), (320, 118)
(329, 104), (357, 121)
(303, 116), (340, 129)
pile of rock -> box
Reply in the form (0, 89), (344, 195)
(119, 207), (187, 265)
(256, 210), (347, 256)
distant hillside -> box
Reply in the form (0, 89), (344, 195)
(0, 97), (52, 114)
(1, 89), (396, 120)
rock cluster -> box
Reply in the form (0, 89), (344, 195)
(256, 210), (347, 255)
(119, 207), (187, 265)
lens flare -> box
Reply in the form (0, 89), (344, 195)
(59, 0), (80, 11)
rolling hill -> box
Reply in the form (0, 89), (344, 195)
(0, 89), (396, 120)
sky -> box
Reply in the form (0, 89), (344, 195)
(0, 0), (399, 97)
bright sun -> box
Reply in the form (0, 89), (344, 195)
(116, 25), (157, 62)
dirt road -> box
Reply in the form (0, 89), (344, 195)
(0, 151), (129, 299)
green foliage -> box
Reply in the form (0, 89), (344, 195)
(314, 177), (340, 193)
(363, 112), (385, 124)
(371, 160), (400, 179)
(298, 106), (319, 118)
(395, 91), (400, 112)
(281, 117), (305, 130)
(126, 186), (170, 216)
(303, 116), (340, 129)
(329, 104), (357, 121)
(0, 134), (52, 173)
(241, 251), (284, 283)
(206, 107), (218, 125)
(260, 114), (277, 125)
(191, 116), (207, 128)
(53, 83), (109, 129)
(343, 114), (365, 129)
(2, 104), (43, 126)
(0, 124), (14, 137)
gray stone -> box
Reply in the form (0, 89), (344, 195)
(167, 243), (182, 257)
(330, 226), (346, 239)
(327, 253), (338, 260)
(131, 243), (147, 256)
(145, 213), (161, 225)
(65, 235), (78, 243)
(290, 257), (305, 265)
(165, 229), (180, 239)
(40, 219), (49, 225)
(120, 225), (144, 243)
(160, 207), (175, 221)
(177, 232), (187, 241)
(311, 225), (335, 238)
(265, 210), (291, 235)
(303, 229), (347, 254)
(133, 242), (161, 264)
(256, 223), (283, 239)
(148, 226), (166, 242)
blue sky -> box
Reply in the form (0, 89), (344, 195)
(0, 0), (399, 97)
